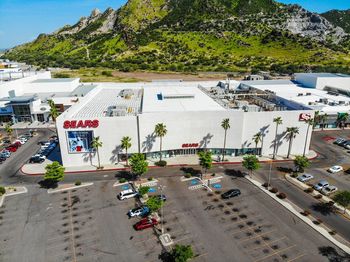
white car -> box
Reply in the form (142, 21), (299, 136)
(117, 189), (138, 200)
(15, 139), (26, 145)
(321, 186), (338, 196)
(32, 154), (46, 159)
(297, 173), (314, 182)
(328, 165), (343, 173)
(313, 180), (329, 191)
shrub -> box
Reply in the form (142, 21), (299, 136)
(329, 230), (337, 235)
(269, 187), (278, 194)
(119, 178), (127, 183)
(212, 173), (216, 177)
(314, 194), (323, 199)
(304, 187), (314, 193)
(147, 177), (154, 181)
(155, 160), (167, 167)
(75, 181), (81, 186)
(328, 201), (335, 206)
(138, 186), (150, 196)
(184, 173), (192, 178)
(0, 186), (6, 195)
(302, 210), (311, 216)
(291, 173), (298, 178)
(262, 182), (269, 188)
(277, 192), (287, 199)
(313, 218), (323, 225)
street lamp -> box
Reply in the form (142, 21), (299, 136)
(268, 159), (273, 188)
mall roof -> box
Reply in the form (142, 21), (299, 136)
(295, 73), (350, 78)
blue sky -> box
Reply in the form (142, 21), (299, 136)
(0, 0), (349, 49)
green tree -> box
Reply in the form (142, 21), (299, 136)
(91, 136), (103, 169)
(121, 136), (132, 166)
(320, 113), (328, 130)
(5, 123), (13, 139)
(303, 118), (314, 157)
(171, 244), (194, 262)
(154, 123), (167, 162)
(221, 118), (230, 161)
(138, 186), (150, 197)
(198, 151), (212, 179)
(242, 155), (260, 177)
(293, 155), (310, 173)
(48, 99), (59, 122)
(333, 191), (350, 213)
(337, 113), (349, 129)
(146, 195), (164, 212)
(129, 153), (148, 178)
(44, 161), (65, 185)
(313, 110), (320, 129)
(253, 132), (263, 156)
(273, 117), (283, 159)
(0, 186), (6, 195)
(286, 127), (299, 158)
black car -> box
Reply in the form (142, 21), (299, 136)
(156, 194), (167, 201)
(2, 139), (11, 144)
(29, 156), (45, 163)
(0, 157), (6, 163)
(221, 189), (241, 199)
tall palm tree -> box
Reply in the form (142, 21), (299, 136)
(303, 118), (314, 157)
(253, 132), (263, 156)
(221, 118), (230, 162)
(321, 113), (328, 130)
(273, 117), (283, 159)
(337, 113), (349, 129)
(154, 123), (167, 162)
(286, 127), (299, 159)
(313, 111), (320, 129)
(121, 136), (132, 166)
(48, 99), (59, 122)
(91, 136), (103, 169)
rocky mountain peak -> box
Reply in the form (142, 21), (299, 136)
(90, 8), (101, 18)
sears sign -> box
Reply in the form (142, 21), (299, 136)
(299, 113), (312, 122)
(63, 120), (99, 129)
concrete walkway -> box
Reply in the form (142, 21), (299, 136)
(21, 150), (318, 175)
(0, 121), (55, 130)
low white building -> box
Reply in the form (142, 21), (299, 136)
(56, 80), (314, 168)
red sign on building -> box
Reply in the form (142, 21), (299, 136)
(63, 120), (99, 129)
(299, 113), (312, 121)
(182, 143), (199, 148)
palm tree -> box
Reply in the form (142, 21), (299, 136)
(91, 136), (103, 169)
(221, 118), (230, 162)
(272, 117), (283, 159)
(253, 132), (263, 156)
(313, 111), (320, 129)
(303, 118), (314, 157)
(286, 127), (300, 159)
(337, 113), (349, 129)
(121, 136), (132, 166)
(5, 123), (13, 139)
(321, 113), (328, 130)
(48, 99), (59, 122)
(154, 123), (167, 162)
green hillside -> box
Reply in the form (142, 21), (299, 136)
(322, 9), (350, 34)
(4, 0), (350, 74)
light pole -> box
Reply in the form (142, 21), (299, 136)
(268, 159), (273, 187)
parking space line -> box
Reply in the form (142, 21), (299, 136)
(231, 224), (267, 235)
(287, 253), (306, 262)
(245, 236), (287, 252)
(68, 191), (77, 262)
(254, 245), (296, 262)
(239, 230), (276, 243)
(133, 236), (158, 244)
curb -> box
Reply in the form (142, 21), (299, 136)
(20, 151), (318, 176)
(47, 182), (93, 194)
(0, 187), (28, 208)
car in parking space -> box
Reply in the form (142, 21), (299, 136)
(321, 185), (338, 196)
(13, 141), (21, 147)
(1, 150), (11, 158)
(117, 189), (138, 200)
(38, 141), (48, 146)
(338, 140), (349, 147)
(0, 156), (7, 163)
(333, 138), (346, 145)
(156, 194), (167, 202)
(128, 206), (150, 218)
(297, 173), (314, 182)
(15, 138), (26, 145)
(29, 155), (45, 164)
(6, 145), (17, 152)
(313, 180), (329, 191)
(328, 165), (343, 173)
(2, 139), (11, 145)
(133, 217), (158, 231)
(32, 153), (46, 159)
(221, 189), (241, 199)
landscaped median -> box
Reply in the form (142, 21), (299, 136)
(0, 186), (28, 207)
(47, 182), (93, 194)
(245, 176), (350, 255)
(285, 174), (350, 218)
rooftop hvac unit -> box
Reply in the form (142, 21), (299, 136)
(339, 101), (346, 105)
(297, 93), (303, 96)
(306, 93), (311, 96)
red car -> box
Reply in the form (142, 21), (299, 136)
(133, 218), (158, 231)
(6, 146), (17, 152)
(13, 141), (21, 147)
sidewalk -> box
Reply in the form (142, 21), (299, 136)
(0, 121), (55, 130)
(21, 150), (318, 175)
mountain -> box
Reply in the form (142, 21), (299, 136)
(4, 0), (350, 74)
(321, 9), (350, 34)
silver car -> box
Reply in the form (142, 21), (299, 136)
(297, 173), (314, 182)
(313, 180), (329, 191)
(321, 186), (338, 195)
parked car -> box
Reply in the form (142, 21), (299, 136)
(2, 139), (11, 144)
(328, 165), (343, 173)
(339, 140), (349, 147)
(1, 150), (11, 158)
(321, 186), (338, 196)
(344, 144), (350, 150)
(13, 141), (21, 147)
(221, 189), (241, 199)
(128, 206), (150, 218)
(118, 189), (138, 200)
(32, 153), (46, 159)
(297, 173), (314, 182)
(333, 138), (346, 145)
(38, 141), (49, 146)
(29, 155), (45, 163)
(313, 180), (329, 191)
(15, 139), (26, 145)
(6, 145), (17, 152)
(133, 217), (158, 230)
(156, 194), (167, 202)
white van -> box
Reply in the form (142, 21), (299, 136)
(118, 189), (138, 200)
